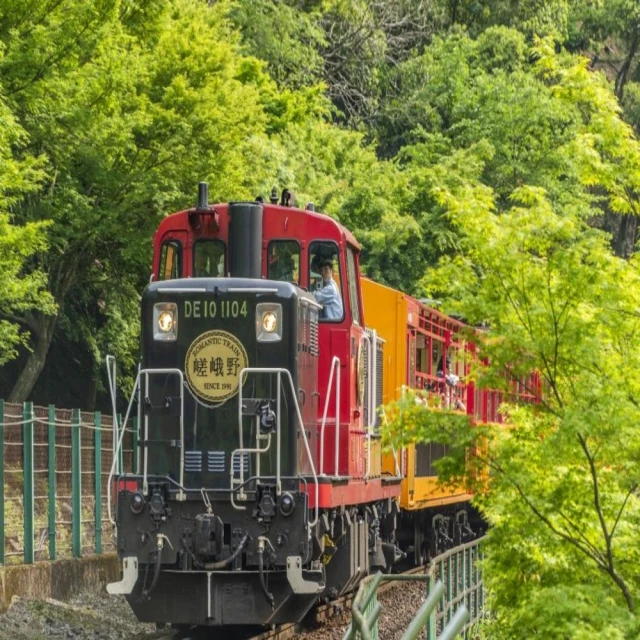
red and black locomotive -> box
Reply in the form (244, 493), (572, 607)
(107, 186), (406, 630)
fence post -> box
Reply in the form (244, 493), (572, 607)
(426, 573), (437, 640)
(454, 551), (459, 619)
(48, 404), (56, 561)
(71, 408), (82, 558)
(117, 413), (124, 473)
(439, 559), (445, 628)
(479, 547), (485, 617)
(447, 554), (453, 624)
(23, 401), (34, 563)
(132, 416), (138, 475)
(0, 399), (4, 565)
(94, 411), (102, 554)
(466, 546), (472, 630)
(400, 581), (445, 640)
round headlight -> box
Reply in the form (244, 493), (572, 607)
(262, 311), (278, 333)
(158, 310), (174, 333)
(130, 491), (145, 515)
(279, 492), (295, 517)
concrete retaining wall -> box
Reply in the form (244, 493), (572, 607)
(0, 554), (120, 613)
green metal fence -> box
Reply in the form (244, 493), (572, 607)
(0, 399), (135, 564)
(344, 536), (485, 639)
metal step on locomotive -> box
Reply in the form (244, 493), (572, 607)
(105, 185), (535, 632)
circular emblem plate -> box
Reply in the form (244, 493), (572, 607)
(185, 330), (249, 403)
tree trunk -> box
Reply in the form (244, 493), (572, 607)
(615, 27), (640, 101)
(8, 312), (58, 403)
(602, 210), (638, 259)
(87, 363), (98, 412)
(614, 214), (638, 259)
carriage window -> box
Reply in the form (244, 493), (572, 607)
(267, 240), (300, 284)
(346, 247), (361, 325)
(309, 241), (344, 322)
(158, 240), (182, 280)
(193, 240), (225, 277)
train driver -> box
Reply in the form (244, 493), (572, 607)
(313, 259), (343, 320)
(194, 250), (211, 277)
(193, 241), (225, 277)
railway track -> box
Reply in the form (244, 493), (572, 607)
(154, 564), (429, 640)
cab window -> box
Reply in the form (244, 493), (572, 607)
(193, 239), (225, 277)
(346, 246), (361, 325)
(309, 241), (344, 322)
(158, 240), (182, 280)
(267, 240), (300, 284)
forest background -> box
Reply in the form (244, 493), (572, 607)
(3, 0), (640, 636)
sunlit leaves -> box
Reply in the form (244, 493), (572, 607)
(385, 178), (640, 633)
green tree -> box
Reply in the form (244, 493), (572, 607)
(0, 79), (53, 367)
(0, 214), (55, 367)
(230, 0), (325, 90)
(384, 186), (640, 637)
(373, 29), (640, 270)
(0, 0), (286, 403)
(445, 0), (569, 39)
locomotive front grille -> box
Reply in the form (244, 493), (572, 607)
(207, 451), (226, 473)
(232, 452), (250, 475)
(185, 450), (203, 473)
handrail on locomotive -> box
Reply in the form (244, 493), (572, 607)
(105, 357), (320, 531)
(106, 362), (187, 526)
(232, 366), (319, 528)
(319, 355), (341, 477)
(361, 329), (377, 481)
(105, 355), (119, 475)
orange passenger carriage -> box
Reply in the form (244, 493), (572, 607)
(361, 278), (540, 562)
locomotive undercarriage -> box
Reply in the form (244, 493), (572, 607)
(112, 477), (325, 626)
(317, 498), (402, 600)
(110, 477), (404, 626)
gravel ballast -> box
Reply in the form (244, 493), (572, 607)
(298, 577), (430, 640)
(0, 578), (432, 640)
(0, 592), (162, 640)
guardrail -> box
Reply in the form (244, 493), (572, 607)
(0, 399), (134, 564)
(344, 536), (485, 639)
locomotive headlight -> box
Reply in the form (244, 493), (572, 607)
(256, 303), (282, 342)
(263, 312), (277, 333)
(153, 302), (178, 341)
(130, 491), (145, 515)
(158, 311), (174, 333)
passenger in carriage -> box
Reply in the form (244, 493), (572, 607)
(437, 355), (459, 387)
(313, 259), (343, 320)
(436, 354), (466, 411)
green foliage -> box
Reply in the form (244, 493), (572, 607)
(383, 390), (479, 484)
(0, 70), (53, 365)
(385, 179), (640, 633)
(0, 214), (55, 365)
(230, 0), (325, 89)
(450, 0), (570, 40)
(0, 0), (293, 399)
(379, 27), (638, 204)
